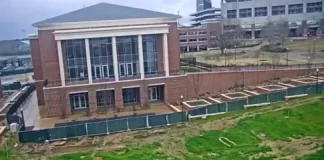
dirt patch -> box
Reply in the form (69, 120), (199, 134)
(17, 96), (323, 159)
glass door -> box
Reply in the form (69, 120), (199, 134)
(94, 65), (102, 79)
(102, 65), (109, 78)
(126, 63), (133, 76)
(148, 86), (159, 101)
(119, 64), (126, 76)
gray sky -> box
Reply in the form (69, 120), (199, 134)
(0, 0), (220, 40)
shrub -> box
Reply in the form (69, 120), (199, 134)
(260, 44), (288, 53)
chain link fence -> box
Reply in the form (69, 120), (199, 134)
(19, 83), (324, 143)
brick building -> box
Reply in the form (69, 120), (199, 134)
(178, 22), (222, 52)
(30, 3), (182, 118)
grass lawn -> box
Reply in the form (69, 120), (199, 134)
(50, 96), (324, 160)
(284, 38), (324, 53)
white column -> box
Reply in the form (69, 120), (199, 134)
(112, 37), (119, 81)
(138, 35), (145, 79)
(56, 40), (65, 86)
(85, 39), (92, 84)
(163, 34), (170, 77)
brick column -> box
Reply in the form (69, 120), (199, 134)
(251, 24), (255, 39)
(140, 85), (148, 107)
(88, 89), (97, 113)
(114, 87), (123, 111)
(302, 20), (308, 37)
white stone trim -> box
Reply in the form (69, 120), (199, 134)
(122, 85), (141, 89)
(53, 24), (170, 40)
(85, 39), (93, 84)
(138, 35), (145, 79)
(147, 83), (165, 87)
(163, 34), (169, 77)
(112, 37), (119, 82)
(43, 74), (187, 90)
(28, 34), (39, 39)
(69, 91), (88, 94)
(208, 97), (222, 103)
(96, 88), (114, 92)
(291, 78), (322, 84)
(278, 82), (295, 87)
(36, 18), (177, 30)
(56, 40), (65, 86)
(244, 90), (259, 95)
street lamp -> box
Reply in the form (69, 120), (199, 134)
(316, 68), (319, 93)
(224, 48), (227, 66)
(234, 45), (237, 61)
(242, 69), (245, 89)
(286, 48), (289, 66)
(180, 95), (184, 123)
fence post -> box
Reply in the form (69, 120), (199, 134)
(85, 123), (89, 136)
(226, 102), (228, 112)
(205, 107), (208, 115)
(267, 93), (269, 102)
(166, 115), (170, 126)
(106, 120), (110, 135)
(146, 115), (151, 128)
(127, 118), (131, 131)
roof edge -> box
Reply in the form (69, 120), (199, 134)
(34, 17), (180, 30)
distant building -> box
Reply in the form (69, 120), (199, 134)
(178, 0), (222, 52)
(221, 0), (324, 38)
(197, 0), (212, 12)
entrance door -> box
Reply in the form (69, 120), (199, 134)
(148, 86), (159, 101)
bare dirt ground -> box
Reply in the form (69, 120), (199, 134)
(12, 95), (323, 160)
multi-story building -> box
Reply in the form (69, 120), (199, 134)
(191, 0), (222, 26)
(29, 3), (182, 118)
(178, 23), (222, 52)
(221, 0), (324, 38)
(178, 0), (222, 52)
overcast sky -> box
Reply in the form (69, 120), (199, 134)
(0, 0), (221, 40)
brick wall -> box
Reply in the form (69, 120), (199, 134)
(41, 68), (317, 118)
(38, 30), (61, 87)
(168, 23), (180, 73)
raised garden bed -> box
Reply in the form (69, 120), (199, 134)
(258, 85), (288, 92)
(221, 92), (250, 100)
(291, 78), (320, 84)
(183, 99), (212, 108)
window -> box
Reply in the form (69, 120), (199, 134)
(239, 8), (252, 18)
(188, 32), (197, 35)
(288, 4), (303, 14)
(96, 90), (114, 107)
(180, 39), (187, 43)
(62, 39), (88, 81)
(179, 32), (187, 36)
(227, 10), (237, 19)
(198, 31), (207, 35)
(238, 0), (251, 2)
(189, 39), (198, 42)
(199, 38), (207, 42)
(143, 35), (158, 76)
(307, 2), (322, 13)
(69, 92), (88, 109)
(116, 36), (139, 78)
(89, 38), (114, 80)
(255, 7), (267, 17)
(122, 88), (139, 104)
(272, 5), (285, 15)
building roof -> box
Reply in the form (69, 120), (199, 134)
(33, 2), (179, 27)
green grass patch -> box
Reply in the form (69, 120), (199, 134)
(297, 148), (324, 160)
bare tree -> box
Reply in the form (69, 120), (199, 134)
(261, 20), (289, 46)
(211, 19), (244, 55)
(190, 74), (202, 98)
